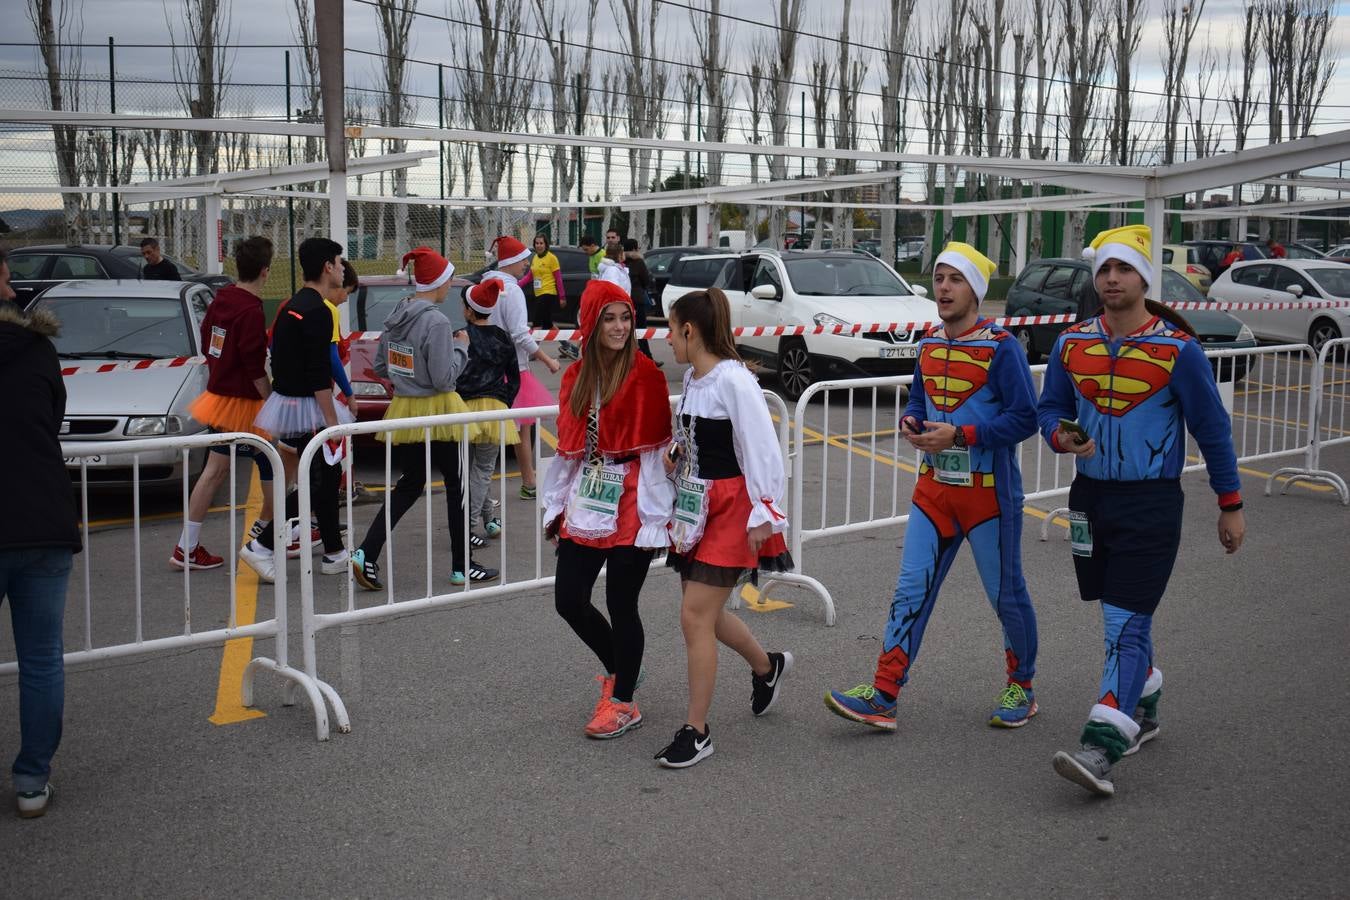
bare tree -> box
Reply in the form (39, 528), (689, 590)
(1060, 0), (1108, 251)
(878, 0), (918, 265)
(917, 15), (951, 270)
(807, 40), (832, 250)
(1226, 2), (1261, 238)
(832, 0), (868, 250)
(457, 0), (532, 256)
(1161, 0), (1204, 166)
(1187, 33), (1223, 236)
(681, 70), (699, 244)
(531, 0), (576, 240)
(767, 0), (806, 247)
(168, 0), (233, 180)
(692, 0), (733, 241)
(598, 65), (624, 235)
(612, 0), (668, 245)
(1105, 0), (1143, 171)
(291, 0), (322, 163)
(26, 0), (84, 241)
(743, 41), (773, 248)
(374, 0), (416, 256)
(1025, 0), (1060, 260)
(569, 0), (600, 243)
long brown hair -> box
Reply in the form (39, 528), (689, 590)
(670, 288), (740, 361)
(1144, 298), (1196, 338)
(568, 305), (637, 418)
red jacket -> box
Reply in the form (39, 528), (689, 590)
(200, 284), (268, 398)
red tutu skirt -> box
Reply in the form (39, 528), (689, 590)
(667, 475), (792, 587)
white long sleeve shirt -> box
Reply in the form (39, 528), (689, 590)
(542, 448), (675, 548)
(483, 270), (538, 371)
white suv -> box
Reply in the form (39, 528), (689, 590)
(662, 249), (936, 399)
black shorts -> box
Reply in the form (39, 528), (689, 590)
(207, 427), (274, 480)
(1067, 475), (1184, 615)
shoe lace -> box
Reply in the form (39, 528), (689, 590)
(999, 683), (1028, 709)
(842, 684), (877, 700)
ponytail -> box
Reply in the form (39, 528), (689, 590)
(1145, 298), (1197, 338)
(670, 288), (741, 361)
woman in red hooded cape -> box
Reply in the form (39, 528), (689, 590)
(542, 279), (674, 741)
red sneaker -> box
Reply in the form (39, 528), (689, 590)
(585, 697), (643, 739)
(170, 544), (224, 571)
(286, 526), (323, 559)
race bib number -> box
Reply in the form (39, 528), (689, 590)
(1068, 511), (1093, 557)
(387, 341), (416, 377)
(208, 326), (226, 358)
(533, 277), (543, 291)
(576, 465), (624, 517)
(674, 477), (707, 528)
(933, 447), (972, 487)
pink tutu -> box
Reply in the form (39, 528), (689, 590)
(512, 366), (556, 427)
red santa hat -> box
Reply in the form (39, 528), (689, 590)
(491, 235), (531, 267)
(577, 279), (635, 347)
(399, 246), (455, 293)
(464, 278), (503, 315)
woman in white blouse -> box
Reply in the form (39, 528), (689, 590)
(655, 287), (795, 769)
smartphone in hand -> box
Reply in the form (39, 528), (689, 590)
(1058, 418), (1089, 443)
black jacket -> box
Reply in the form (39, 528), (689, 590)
(455, 322), (520, 406)
(0, 305), (81, 552)
(269, 287), (333, 397)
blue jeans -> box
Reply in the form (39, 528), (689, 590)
(0, 548), (71, 792)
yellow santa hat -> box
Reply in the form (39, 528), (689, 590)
(933, 241), (997, 302)
(1083, 224), (1153, 286)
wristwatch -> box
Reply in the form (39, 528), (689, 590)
(951, 426), (967, 449)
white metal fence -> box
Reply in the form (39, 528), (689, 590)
(1268, 338), (1350, 504)
(0, 432), (330, 737)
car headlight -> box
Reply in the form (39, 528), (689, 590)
(352, 381), (390, 398)
(813, 313), (851, 330)
(1236, 324), (1255, 342)
(125, 416), (185, 436)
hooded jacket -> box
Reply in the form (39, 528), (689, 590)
(373, 297), (467, 397)
(0, 305), (81, 552)
(455, 322), (520, 407)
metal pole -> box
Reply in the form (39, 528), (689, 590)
(109, 37), (120, 246)
(800, 90), (805, 246)
(316, 0), (348, 251)
(438, 63), (446, 256)
(285, 51), (297, 296)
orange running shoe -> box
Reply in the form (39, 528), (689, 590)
(585, 696), (643, 739)
(591, 673), (615, 718)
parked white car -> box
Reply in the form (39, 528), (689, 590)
(1208, 259), (1350, 352)
(29, 279), (214, 486)
(663, 249), (936, 398)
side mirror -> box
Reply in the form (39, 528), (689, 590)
(750, 283), (779, 300)
(1285, 283), (1304, 298)
(911, 284), (929, 298)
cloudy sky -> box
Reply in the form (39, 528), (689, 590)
(2, 0), (1349, 199)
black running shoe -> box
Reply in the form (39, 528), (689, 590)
(751, 650), (793, 716)
(654, 724), (714, 769)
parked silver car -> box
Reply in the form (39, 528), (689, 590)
(30, 280), (214, 486)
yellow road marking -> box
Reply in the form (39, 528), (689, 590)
(740, 583), (794, 612)
(793, 419), (920, 475)
(209, 471), (268, 726)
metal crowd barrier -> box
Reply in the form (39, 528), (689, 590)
(1268, 338), (1350, 505)
(291, 390), (827, 740)
(0, 432), (329, 738)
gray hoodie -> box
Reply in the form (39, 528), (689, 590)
(373, 298), (467, 397)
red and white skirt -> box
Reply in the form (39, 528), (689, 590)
(666, 475), (792, 588)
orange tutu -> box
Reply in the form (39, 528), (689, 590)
(188, 391), (269, 438)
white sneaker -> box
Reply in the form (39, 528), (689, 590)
(320, 548), (351, 575)
(16, 782), (53, 818)
(239, 540), (277, 583)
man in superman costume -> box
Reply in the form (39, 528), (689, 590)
(1039, 225), (1246, 797)
(825, 242), (1041, 731)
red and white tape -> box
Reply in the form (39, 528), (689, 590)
(56, 298), (1350, 376)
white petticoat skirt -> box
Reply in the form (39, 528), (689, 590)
(254, 392), (355, 438)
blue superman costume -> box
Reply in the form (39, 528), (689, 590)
(1039, 311), (1241, 764)
(873, 319), (1041, 704)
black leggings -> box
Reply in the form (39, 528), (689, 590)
(358, 440), (469, 571)
(554, 539), (655, 702)
(634, 294), (653, 359)
(255, 436), (342, 555)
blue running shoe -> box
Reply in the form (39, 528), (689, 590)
(989, 683), (1038, 728)
(825, 684), (897, 731)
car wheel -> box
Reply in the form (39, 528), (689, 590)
(1015, 327), (1039, 363)
(778, 339), (814, 401)
(1309, 318), (1342, 355)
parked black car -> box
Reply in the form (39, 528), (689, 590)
(1004, 256), (1257, 381)
(6, 243), (233, 309)
(1183, 240), (1269, 280)
(466, 245), (593, 316)
(644, 245), (720, 304)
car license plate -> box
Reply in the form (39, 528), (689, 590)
(63, 455), (104, 466)
(879, 347), (919, 359)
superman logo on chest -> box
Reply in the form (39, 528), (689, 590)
(920, 343), (996, 412)
(1060, 337), (1180, 416)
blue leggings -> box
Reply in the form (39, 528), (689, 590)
(874, 476), (1038, 695)
(1098, 602), (1154, 716)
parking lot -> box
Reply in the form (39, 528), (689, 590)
(2, 338), (1348, 898)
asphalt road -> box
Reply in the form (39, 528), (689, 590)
(2, 338), (1348, 898)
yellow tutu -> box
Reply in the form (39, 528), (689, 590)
(382, 392), (471, 444)
(464, 396), (520, 446)
(188, 391), (270, 438)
